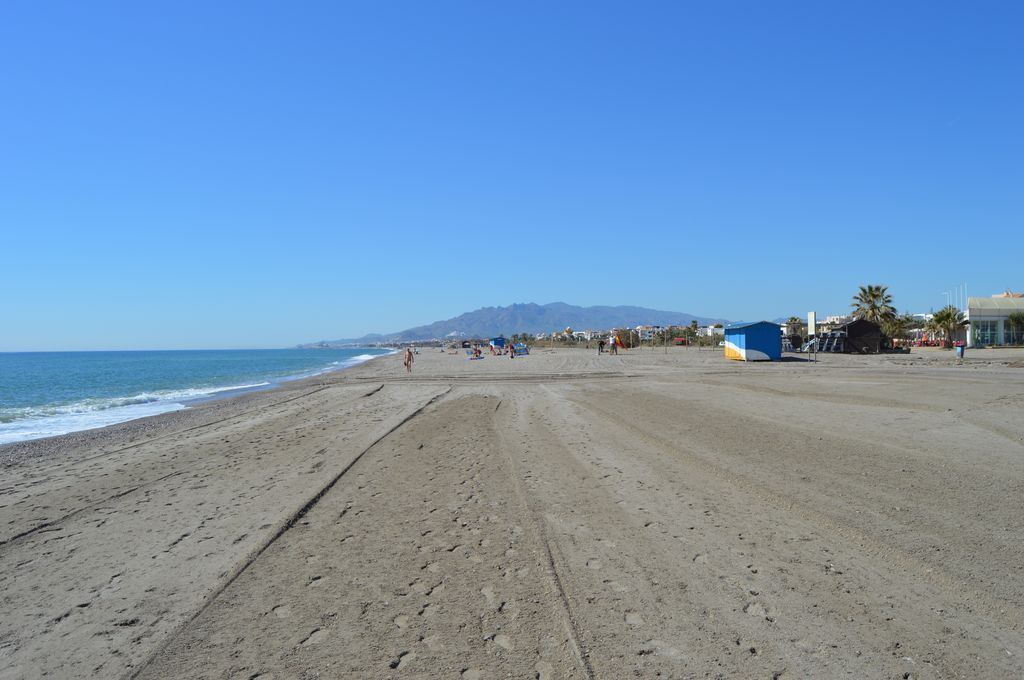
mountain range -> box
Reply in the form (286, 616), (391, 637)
(301, 302), (731, 346)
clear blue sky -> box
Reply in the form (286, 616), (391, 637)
(2, 1), (1021, 350)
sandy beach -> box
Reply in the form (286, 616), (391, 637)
(2, 346), (1023, 679)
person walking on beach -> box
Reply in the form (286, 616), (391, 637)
(404, 347), (414, 373)
(598, 339), (605, 355)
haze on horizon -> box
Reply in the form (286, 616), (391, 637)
(2, 2), (1021, 352)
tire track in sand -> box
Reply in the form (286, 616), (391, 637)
(493, 396), (597, 680)
(0, 384), (387, 549)
(127, 386), (450, 680)
(135, 388), (585, 680)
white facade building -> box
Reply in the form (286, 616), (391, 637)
(697, 326), (724, 337)
(635, 325), (662, 341)
(966, 296), (1024, 347)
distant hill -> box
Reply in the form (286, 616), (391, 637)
(300, 302), (730, 346)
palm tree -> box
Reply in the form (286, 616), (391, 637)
(851, 285), (896, 323)
(1007, 311), (1024, 345)
(931, 305), (967, 347)
(881, 313), (915, 343)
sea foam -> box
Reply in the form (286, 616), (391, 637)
(0, 348), (391, 446)
(0, 382), (275, 444)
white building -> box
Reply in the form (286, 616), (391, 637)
(635, 325), (662, 341)
(966, 296), (1024, 347)
(697, 325), (724, 337)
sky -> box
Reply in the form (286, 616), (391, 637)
(1, 1), (1021, 351)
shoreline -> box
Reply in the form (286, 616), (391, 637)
(0, 350), (396, 466)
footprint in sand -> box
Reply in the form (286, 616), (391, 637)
(492, 633), (514, 651)
(480, 586), (496, 606)
(299, 628), (328, 647)
(272, 605), (291, 619)
(461, 670), (483, 680)
(389, 651), (415, 669)
(535, 661), (554, 680)
(421, 635), (444, 651)
(497, 599), (517, 619)
(394, 615), (409, 629)
(641, 638), (683, 659)
(625, 612), (644, 626)
(744, 602), (767, 618)
(586, 559), (602, 570)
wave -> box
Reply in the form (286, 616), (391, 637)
(0, 349), (391, 445)
(0, 401), (189, 445)
(284, 352), (386, 381)
(353, 352), (394, 362)
(0, 382), (271, 424)
(0, 381), (274, 444)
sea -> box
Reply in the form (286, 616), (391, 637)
(0, 348), (393, 445)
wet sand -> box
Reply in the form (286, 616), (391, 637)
(2, 347), (1023, 679)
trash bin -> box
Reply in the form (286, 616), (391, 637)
(955, 345), (965, 359)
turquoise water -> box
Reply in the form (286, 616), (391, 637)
(0, 348), (392, 444)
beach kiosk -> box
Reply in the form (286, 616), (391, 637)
(724, 321), (782, 361)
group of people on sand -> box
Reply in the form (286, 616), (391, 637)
(490, 344), (516, 359)
(597, 339), (618, 355)
(405, 342), (523, 372)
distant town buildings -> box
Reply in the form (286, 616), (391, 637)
(634, 325), (662, 341)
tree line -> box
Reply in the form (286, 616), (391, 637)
(850, 284), (965, 346)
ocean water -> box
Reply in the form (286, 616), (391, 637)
(0, 348), (392, 445)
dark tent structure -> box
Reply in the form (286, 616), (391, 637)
(838, 319), (885, 354)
